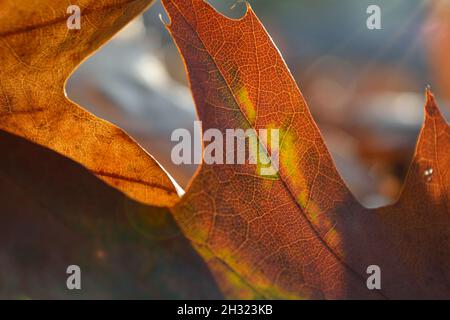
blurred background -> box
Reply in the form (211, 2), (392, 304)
(67, 0), (450, 208)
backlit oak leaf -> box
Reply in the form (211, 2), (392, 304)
(0, 0), (221, 299)
(163, 0), (450, 299)
(0, 0), (177, 206)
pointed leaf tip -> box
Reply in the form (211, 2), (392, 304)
(424, 88), (447, 124)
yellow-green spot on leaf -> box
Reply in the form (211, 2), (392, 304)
(236, 85), (256, 125)
(297, 190), (308, 209)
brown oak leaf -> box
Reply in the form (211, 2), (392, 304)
(0, 0), (221, 299)
(163, 0), (450, 299)
(0, 0), (177, 206)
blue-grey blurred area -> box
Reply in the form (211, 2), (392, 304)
(66, 0), (450, 208)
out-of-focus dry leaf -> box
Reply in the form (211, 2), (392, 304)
(428, 0), (450, 103)
(0, 129), (222, 299)
(0, 0), (178, 206)
(163, 0), (450, 299)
